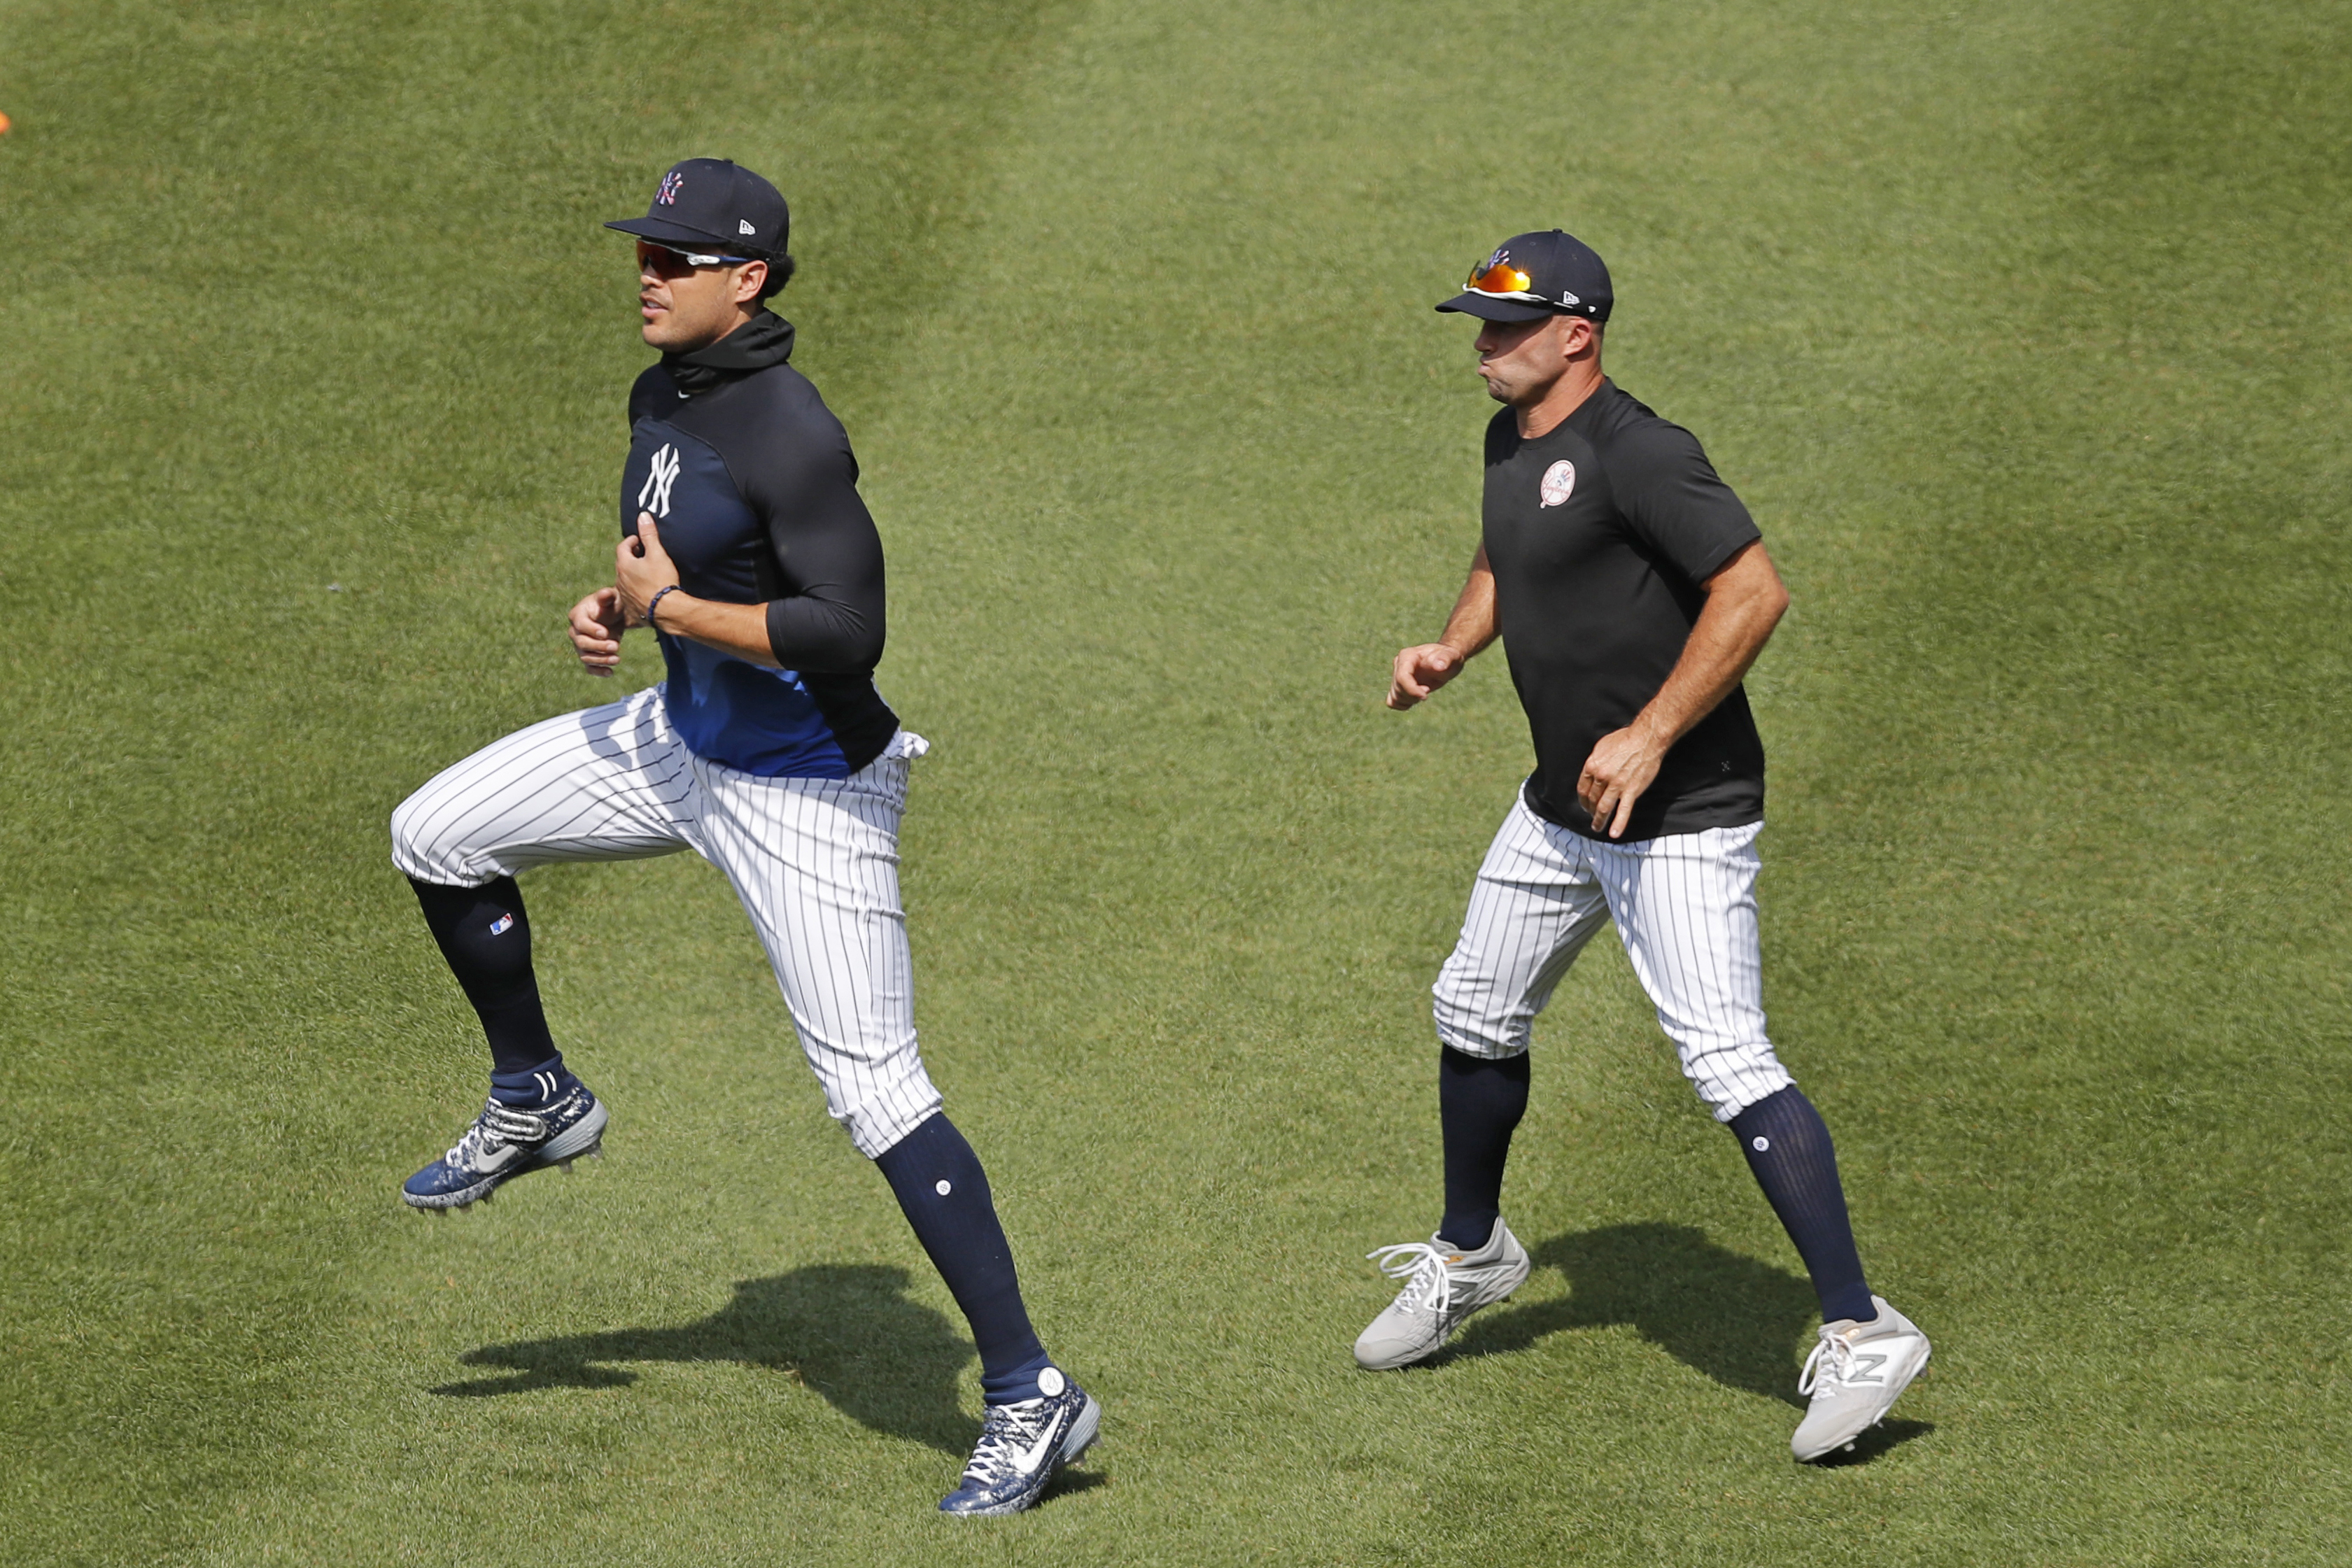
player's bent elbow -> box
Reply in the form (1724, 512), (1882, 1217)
(764, 605), (882, 673)
(769, 634), (885, 674)
(838, 624), (886, 670)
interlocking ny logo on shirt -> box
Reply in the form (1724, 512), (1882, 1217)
(639, 444), (682, 518)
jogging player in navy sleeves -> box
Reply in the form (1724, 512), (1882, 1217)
(387, 160), (1097, 1516)
(1353, 231), (1932, 1461)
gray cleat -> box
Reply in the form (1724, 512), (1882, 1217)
(1790, 1295), (1932, 1461)
(1354, 1217), (1531, 1370)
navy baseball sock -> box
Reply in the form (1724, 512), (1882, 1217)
(1437, 1047), (1530, 1250)
(408, 876), (560, 1083)
(1728, 1086), (1876, 1325)
(488, 1054), (573, 1108)
(875, 1114), (1054, 1404)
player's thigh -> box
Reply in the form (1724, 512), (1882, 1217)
(695, 756), (919, 1049)
(1596, 823), (1790, 1117)
(391, 688), (699, 886)
(697, 755), (939, 1154)
(1433, 794), (1613, 1058)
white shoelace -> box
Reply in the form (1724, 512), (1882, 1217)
(443, 1101), (549, 1168)
(961, 1398), (1050, 1485)
(1798, 1326), (1856, 1399)
(1366, 1242), (1456, 1319)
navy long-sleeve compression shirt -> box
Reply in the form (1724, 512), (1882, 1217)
(620, 344), (900, 777)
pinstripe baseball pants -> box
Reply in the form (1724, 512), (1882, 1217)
(390, 685), (943, 1157)
(1432, 791), (1794, 1121)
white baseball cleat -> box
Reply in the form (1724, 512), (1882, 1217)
(1354, 1217), (1532, 1370)
(1790, 1295), (1931, 1461)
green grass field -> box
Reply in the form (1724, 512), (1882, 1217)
(3, 0), (2349, 1562)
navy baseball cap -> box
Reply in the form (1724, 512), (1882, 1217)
(1437, 230), (1612, 323)
(607, 158), (789, 260)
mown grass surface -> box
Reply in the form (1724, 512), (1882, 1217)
(1, 1), (2346, 1563)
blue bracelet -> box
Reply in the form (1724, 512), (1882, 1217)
(646, 584), (682, 630)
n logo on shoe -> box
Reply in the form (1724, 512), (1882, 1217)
(1847, 1352), (1889, 1386)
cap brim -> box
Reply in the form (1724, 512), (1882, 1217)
(1435, 292), (1563, 322)
(606, 216), (744, 250)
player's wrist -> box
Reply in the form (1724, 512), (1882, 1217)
(1629, 710), (1678, 751)
(645, 584), (686, 631)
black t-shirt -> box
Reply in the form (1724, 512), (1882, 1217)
(621, 358), (899, 777)
(1481, 379), (1766, 840)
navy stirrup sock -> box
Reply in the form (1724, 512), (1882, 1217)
(409, 875), (561, 1087)
(488, 1055), (572, 1108)
(1728, 1086), (1875, 1325)
(874, 1114), (1052, 1404)
(1437, 1047), (1531, 1250)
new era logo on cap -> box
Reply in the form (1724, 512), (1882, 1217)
(739, 220), (755, 235)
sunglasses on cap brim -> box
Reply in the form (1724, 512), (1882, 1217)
(636, 239), (756, 271)
(1463, 257), (1570, 308)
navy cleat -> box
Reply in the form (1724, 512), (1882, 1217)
(401, 1075), (608, 1210)
(938, 1370), (1099, 1517)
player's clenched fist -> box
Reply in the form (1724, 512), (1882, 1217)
(569, 587), (628, 677)
(1388, 643), (1468, 709)
(616, 511), (681, 625)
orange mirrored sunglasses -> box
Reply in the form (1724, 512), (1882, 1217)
(1465, 257), (1535, 296)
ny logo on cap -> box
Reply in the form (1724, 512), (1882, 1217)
(656, 171), (684, 206)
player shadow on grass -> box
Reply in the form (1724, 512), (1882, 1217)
(1448, 1222), (1930, 1457)
(431, 1264), (980, 1455)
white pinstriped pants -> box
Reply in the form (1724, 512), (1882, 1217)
(389, 685), (942, 1157)
(1433, 793), (1794, 1121)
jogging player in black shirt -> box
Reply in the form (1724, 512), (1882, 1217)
(1351, 231), (1932, 1462)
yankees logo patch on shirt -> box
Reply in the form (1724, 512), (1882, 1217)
(1539, 460), (1576, 507)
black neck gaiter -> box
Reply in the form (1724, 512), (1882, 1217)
(664, 309), (796, 396)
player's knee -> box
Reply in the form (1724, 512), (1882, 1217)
(1689, 1047), (1793, 1123)
(1432, 996), (1523, 1060)
(835, 1061), (943, 1160)
(388, 792), (450, 882)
